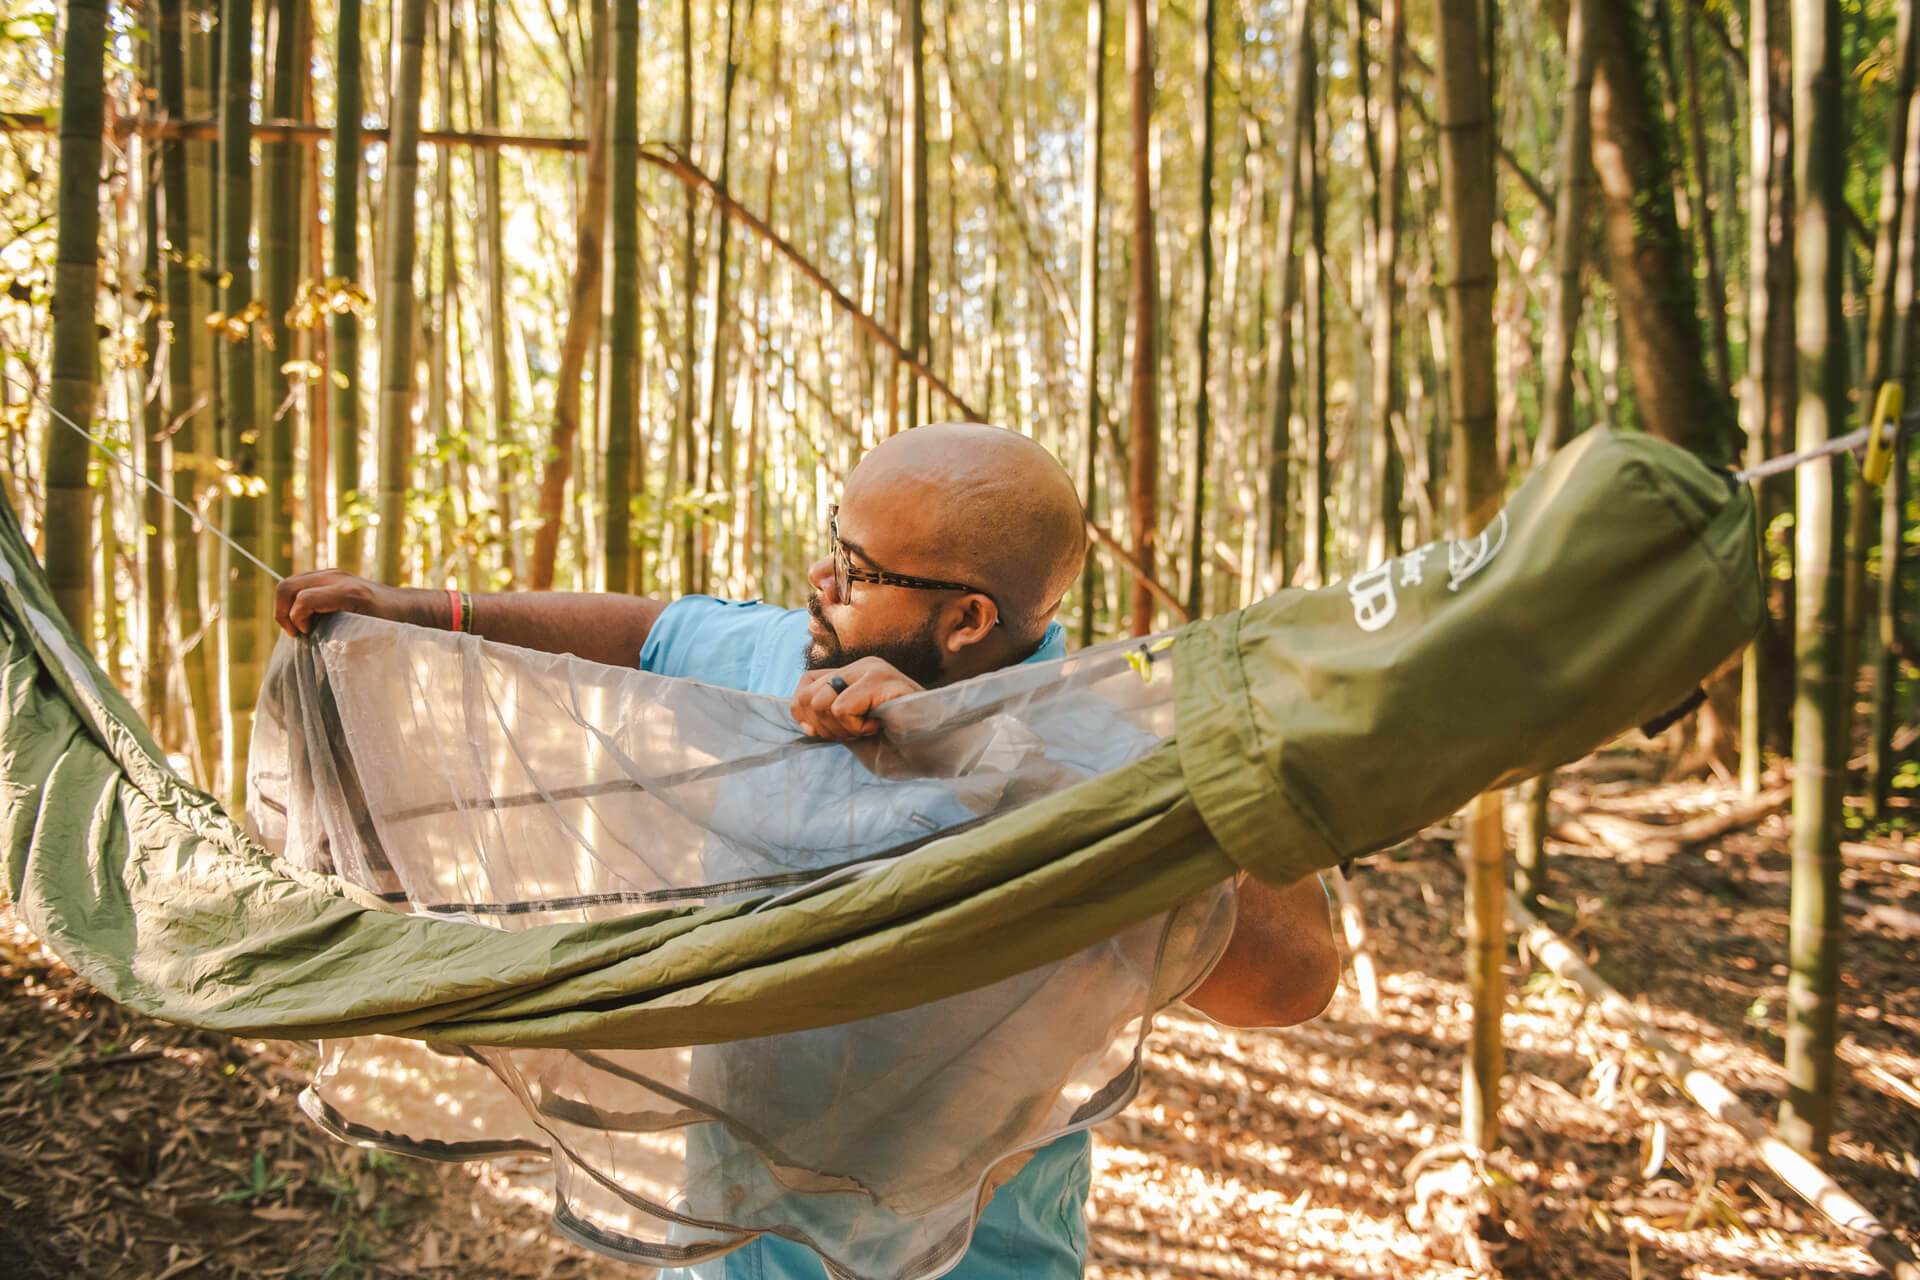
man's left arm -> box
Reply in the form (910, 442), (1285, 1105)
(1183, 873), (1340, 1028)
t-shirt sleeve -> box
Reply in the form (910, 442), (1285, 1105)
(638, 595), (788, 685)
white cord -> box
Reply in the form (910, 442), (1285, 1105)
(10, 373), (286, 583)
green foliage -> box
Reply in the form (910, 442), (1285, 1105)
(215, 1149), (292, 1204)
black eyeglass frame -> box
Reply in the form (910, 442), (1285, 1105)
(828, 504), (1004, 628)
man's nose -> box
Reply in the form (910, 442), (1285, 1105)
(806, 555), (838, 602)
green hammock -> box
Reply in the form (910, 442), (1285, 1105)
(4, 427), (1759, 1053)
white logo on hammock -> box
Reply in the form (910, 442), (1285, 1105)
(1446, 511), (1509, 593)
(1348, 510), (1510, 632)
(1348, 564), (1399, 632)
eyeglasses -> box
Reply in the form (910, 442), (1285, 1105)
(829, 504), (1002, 627)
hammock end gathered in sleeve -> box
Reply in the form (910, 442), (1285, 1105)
(1170, 428), (1764, 883)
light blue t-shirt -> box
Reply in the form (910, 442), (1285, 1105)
(642, 596), (1088, 1280)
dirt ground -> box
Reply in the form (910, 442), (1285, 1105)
(2, 754), (1916, 1279)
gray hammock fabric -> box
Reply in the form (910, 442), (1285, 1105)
(0, 427), (1761, 1277)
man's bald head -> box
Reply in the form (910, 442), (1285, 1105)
(841, 423), (1087, 640)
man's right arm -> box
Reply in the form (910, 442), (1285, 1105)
(273, 570), (668, 668)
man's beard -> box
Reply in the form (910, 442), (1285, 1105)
(804, 594), (947, 687)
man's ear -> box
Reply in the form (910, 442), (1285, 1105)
(943, 594), (998, 653)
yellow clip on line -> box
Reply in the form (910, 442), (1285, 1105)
(1865, 382), (1902, 487)
(1125, 635), (1177, 682)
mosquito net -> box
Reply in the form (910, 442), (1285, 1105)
(246, 609), (1235, 1275)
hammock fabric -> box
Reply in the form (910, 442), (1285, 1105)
(2, 427), (1759, 1276)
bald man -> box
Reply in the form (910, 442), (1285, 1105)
(274, 422), (1338, 1279)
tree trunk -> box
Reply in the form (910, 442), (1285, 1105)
(218, 0), (261, 801)
(1183, 0), (1215, 619)
(45, 0), (109, 635)
(604, 0), (640, 596)
(262, 0), (305, 585)
(1435, 0), (1502, 1152)
(1076, 0), (1106, 646)
(1586, 3), (1738, 464)
(1125, 0), (1157, 638)
(375, 0), (430, 584)
(1779, 0), (1847, 1160)
(529, 0), (610, 590)
(331, 0), (366, 574)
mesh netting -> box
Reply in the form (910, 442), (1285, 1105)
(247, 615), (1233, 1277)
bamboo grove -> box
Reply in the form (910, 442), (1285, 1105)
(7, 0), (1918, 1176)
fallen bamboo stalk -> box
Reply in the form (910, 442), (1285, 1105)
(1331, 871), (1382, 1016)
(635, 144), (982, 422)
(1510, 897), (1919, 1279)
(0, 1048), (165, 1083)
(1553, 786), (1791, 859)
(1841, 841), (1920, 867)
(1082, 519), (1190, 622)
(3, 113), (978, 422)
(1, 110), (587, 152)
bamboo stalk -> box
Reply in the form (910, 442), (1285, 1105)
(45, 0), (110, 636)
(1124, 0), (1157, 639)
(1843, 0), (1918, 813)
(1303, 17), (1328, 589)
(217, 0), (262, 805)
(1783, 0), (1848, 1158)
(1511, 898), (1920, 1279)
(261, 0), (304, 586)
(603, 0), (639, 597)
(331, 0), (365, 573)
(374, 0), (430, 585)
(1365, 0), (1405, 567)
(1433, 0), (1503, 1153)
(1075, 0), (1106, 645)
(1260, 0), (1311, 597)
(1871, 70), (1920, 817)
(1739, 0), (1777, 801)
(157, 0), (207, 774)
(693, 0), (745, 586)
(477, 0), (514, 585)
(139, 119), (168, 739)
(1183, 0), (1216, 620)
(528, 0), (611, 592)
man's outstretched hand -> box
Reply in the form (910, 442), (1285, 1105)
(791, 657), (924, 740)
(275, 570), (435, 638)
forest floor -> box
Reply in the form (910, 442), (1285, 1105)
(1, 750), (1916, 1279)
